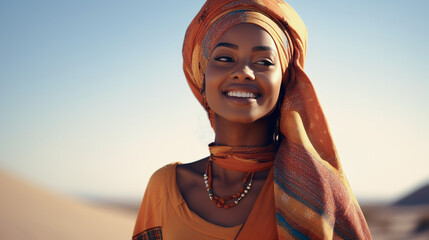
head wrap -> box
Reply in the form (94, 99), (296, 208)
(183, 0), (371, 239)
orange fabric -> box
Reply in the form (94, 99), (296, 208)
(133, 163), (277, 240)
(209, 143), (275, 172)
(182, 0), (371, 239)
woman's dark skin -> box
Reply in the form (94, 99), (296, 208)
(176, 24), (282, 227)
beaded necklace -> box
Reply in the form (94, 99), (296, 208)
(204, 157), (254, 208)
(204, 143), (276, 209)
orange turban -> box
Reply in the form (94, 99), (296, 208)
(183, 0), (372, 239)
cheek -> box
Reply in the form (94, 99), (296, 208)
(262, 70), (283, 103)
(204, 66), (223, 104)
(205, 62), (225, 80)
(205, 63), (229, 91)
(205, 78), (219, 99)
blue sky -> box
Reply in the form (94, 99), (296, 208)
(1, 0), (428, 203)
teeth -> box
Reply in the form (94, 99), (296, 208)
(226, 91), (256, 98)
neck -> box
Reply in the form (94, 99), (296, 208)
(213, 114), (276, 147)
(210, 113), (276, 183)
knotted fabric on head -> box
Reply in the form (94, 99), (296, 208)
(183, 0), (371, 239)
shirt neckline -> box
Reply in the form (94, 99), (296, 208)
(166, 162), (273, 238)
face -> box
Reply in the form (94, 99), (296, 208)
(205, 23), (283, 124)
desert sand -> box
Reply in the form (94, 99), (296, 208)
(0, 169), (137, 240)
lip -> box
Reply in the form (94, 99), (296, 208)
(223, 95), (257, 105)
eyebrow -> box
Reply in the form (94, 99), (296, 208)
(252, 46), (275, 52)
(213, 42), (238, 50)
(213, 42), (275, 52)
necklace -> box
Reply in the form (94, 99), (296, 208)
(204, 143), (276, 209)
(204, 156), (254, 208)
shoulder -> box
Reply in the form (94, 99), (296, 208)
(133, 163), (179, 235)
(138, 162), (179, 211)
(145, 163), (178, 196)
(149, 163), (177, 182)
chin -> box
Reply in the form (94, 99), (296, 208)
(219, 112), (264, 124)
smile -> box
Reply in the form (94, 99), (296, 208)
(226, 91), (257, 98)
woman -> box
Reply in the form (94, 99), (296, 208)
(133, 0), (371, 239)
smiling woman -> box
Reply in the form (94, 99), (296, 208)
(133, 0), (371, 239)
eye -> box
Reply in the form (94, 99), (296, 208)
(214, 56), (234, 62)
(255, 59), (274, 66)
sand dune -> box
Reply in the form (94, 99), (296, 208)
(0, 170), (136, 240)
(362, 182), (429, 240)
(362, 204), (429, 240)
(395, 184), (429, 206)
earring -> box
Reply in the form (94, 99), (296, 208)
(273, 98), (283, 148)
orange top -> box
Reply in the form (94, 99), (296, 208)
(133, 163), (277, 240)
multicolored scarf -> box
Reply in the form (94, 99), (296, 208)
(183, 0), (371, 239)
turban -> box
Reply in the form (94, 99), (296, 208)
(183, 0), (371, 239)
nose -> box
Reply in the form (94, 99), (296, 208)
(231, 63), (255, 81)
